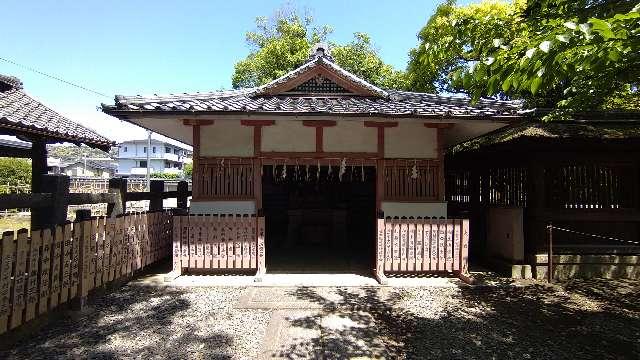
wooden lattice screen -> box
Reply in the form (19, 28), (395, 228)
(383, 159), (440, 201)
(195, 158), (255, 200)
(545, 163), (635, 209)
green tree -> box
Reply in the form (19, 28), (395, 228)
(407, 0), (520, 94)
(232, 8), (406, 90)
(183, 163), (192, 178)
(0, 157), (31, 194)
(408, 0), (639, 112)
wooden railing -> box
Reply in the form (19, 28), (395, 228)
(194, 158), (255, 200)
(0, 175), (190, 229)
(374, 217), (469, 283)
(0, 211), (172, 335)
(172, 214), (265, 274)
(383, 159), (440, 201)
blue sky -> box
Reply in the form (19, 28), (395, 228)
(1, 0), (470, 143)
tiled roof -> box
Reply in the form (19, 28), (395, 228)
(102, 52), (523, 119)
(450, 120), (640, 154)
(0, 75), (113, 149)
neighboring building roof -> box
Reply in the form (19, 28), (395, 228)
(102, 46), (523, 120)
(0, 74), (113, 149)
(450, 120), (640, 154)
(118, 138), (193, 150)
(0, 136), (30, 150)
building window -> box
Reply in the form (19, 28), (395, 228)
(165, 160), (170, 167)
(143, 147), (147, 153)
(152, 146), (156, 153)
(174, 149), (179, 155)
(165, 146), (171, 153)
(139, 160), (147, 167)
(123, 146), (127, 152)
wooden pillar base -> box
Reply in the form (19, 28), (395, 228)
(455, 271), (475, 285)
(374, 270), (388, 285)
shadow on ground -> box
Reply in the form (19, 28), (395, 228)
(0, 284), (235, 359)
(280, 279), (640, 359)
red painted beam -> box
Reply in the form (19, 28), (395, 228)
(302, 120), (337, 127)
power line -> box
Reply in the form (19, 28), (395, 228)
(0, 56), (110, 98)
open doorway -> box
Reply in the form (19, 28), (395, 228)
(262, 164), (376, 273)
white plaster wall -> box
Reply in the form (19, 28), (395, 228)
(444, 121), (507, 147)
(200, 120), (253, 157)
(381, 202), (447, 218)
(131, 117), (193, 145)
(385, 122), (437, 158)
(190, 200), (256, 215)
(262, 120), (315, 152)
(487, 207), (524, 262)
(323, 121), (377, 153)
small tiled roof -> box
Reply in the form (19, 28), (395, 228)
(0, 74), (113, 149)
(102, 52), (523, 119)
(450, 120), (640, 154)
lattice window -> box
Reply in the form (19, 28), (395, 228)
(286, 75), (350, 94)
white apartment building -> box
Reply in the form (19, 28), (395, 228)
(116, 139), (192, 176)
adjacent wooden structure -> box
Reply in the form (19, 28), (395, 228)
(447, 120), (640, 279)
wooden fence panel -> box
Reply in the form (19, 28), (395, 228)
(0, 211), (173, 336)
(9, 230), (28, 329)
(59, 223), (72, 304)
(25, 230), (41, 322)
(103, 217), (114, 282)
(219, 216), (227, 269)
(38, 229), (52, 315)
(446, 220), (454, 272)
(49, 226), (63, 308)
(95, 217), (105, 287)
(415, 222), (423, 271)
(375, 217), (470, 277)
(408, 222), (416, 272)
(249, 216), (257, 269)
(234, 216), (242, 268)
(69, 222), (80, 299)
(172, 215), (182, 272)
(227, 216), (235, 268)
(0, 231), (14, 333)
(257, 216), (265, 274)
(400, 221), (408, 271)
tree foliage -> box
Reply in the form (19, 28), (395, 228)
(47, 144), (114, 163)
(407, 0), (519, 94)
(408, 0), (640, 112)
(0, 157), (31, 194)
(183, 163), (192, 178)
(232, 8), (406, 90)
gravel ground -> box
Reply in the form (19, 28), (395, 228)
(2, 278), (638, 359)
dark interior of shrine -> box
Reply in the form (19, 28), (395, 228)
(262, 164), (376, 273)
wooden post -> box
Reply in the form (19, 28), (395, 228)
(149, 180), (165, 211)
(30, 137), (47, 195)
(177, 181), (189, 210)
(107, 178), (127, 217)
(31, 174), (70, 230)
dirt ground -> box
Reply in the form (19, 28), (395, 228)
(1, 276), (638, 359)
